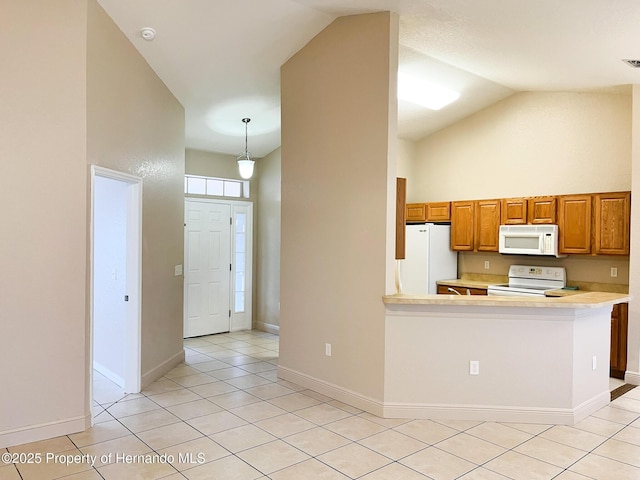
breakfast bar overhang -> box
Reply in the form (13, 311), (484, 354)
(382, 292), (630, 425)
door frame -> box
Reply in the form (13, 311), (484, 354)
(89, 166), (142, 413)
(184, 198), (253, 334)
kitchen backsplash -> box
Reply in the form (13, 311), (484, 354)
(459, 252), (629, 286)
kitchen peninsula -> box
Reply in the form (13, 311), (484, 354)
(382, 292), (629, 425)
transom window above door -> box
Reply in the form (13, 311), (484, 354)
(184, 175), (250, 199)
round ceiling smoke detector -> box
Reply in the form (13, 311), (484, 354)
(140, 27), (156, 41)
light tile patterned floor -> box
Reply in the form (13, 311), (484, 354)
(3, 330), (640, 480)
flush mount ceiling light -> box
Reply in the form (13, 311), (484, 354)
(397, 72), (460, 110)
(140, 27), (156, 41)
(237, 118), (255, 180)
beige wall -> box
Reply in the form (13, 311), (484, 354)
(87, 1), (185, 383)
(628, 85), (640, 384)
(256, 148), (281, 331)
(185, 148), (258, 202)
(459, 252), (630, 287)
(279, 12), (398, 403)
(0, 0), (185, 448)
(0, 0), (89, 447)
(397, 138), (416, 199)
(410, 90), (631, 203)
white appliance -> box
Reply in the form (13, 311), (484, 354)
(498, 224), (563, 257)
(488, 265), (566, 297)
(402, 224), (458, 294)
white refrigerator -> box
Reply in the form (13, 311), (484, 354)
(401, 224), (458, 294)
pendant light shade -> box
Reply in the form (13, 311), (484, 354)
(237, 118), (255, 179)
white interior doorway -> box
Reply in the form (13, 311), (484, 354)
(90, 166), (142, 406)
(184, 198), (252, 337)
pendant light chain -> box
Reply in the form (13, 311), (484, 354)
(243, 118), (250, 156)
(237, 117), (255, 179)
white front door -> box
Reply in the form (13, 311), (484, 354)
(184, 200), (231, 337)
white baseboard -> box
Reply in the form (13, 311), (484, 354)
(0, 414), (90, 449)
(278, 366), (610, 425)
(385, 390), (610, 425)
(93, 361), (124, 388)
(573, 390), (612, 423)
(625, 370), (640, 385)
(255, 322), (280, 335)
(278, 366), (384, 416)
(383, 394), (608, 425)
(141, 349), (185, 390)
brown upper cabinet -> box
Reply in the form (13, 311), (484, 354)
(406, 203), (426, 223)
(450, 201), (475, 251)
(428, 190), (630, 256)
(501, 198), (527, 224)
(406, 202), (451, 223)
(425, 202), (451, 222)
(595, 191), (631, 255)
(558, 194), (592, 254)
(451, 199), (500, 252)
(475, 199), (501, 251)
(528, 196), (557, 224)
(501, 196), (556, 225)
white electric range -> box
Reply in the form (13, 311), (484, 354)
(487, 265), (566, 297)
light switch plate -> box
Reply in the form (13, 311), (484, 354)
(469, 360), (480, 375)
(175, 264), (183, 276)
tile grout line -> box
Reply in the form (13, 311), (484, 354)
(76, 332), (640, 479)
(71, 338), (270, 479)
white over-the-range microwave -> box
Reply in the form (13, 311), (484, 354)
(498, 224), (564, 257)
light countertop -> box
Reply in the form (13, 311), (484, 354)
(383, 291), (630, 309)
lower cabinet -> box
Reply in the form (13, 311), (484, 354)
(437, 285), (487, 295)
(610, 302), (629, 379)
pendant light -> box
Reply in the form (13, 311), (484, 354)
(237, 117), (255, 179)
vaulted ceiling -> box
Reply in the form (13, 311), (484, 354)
(97, 0), (640, 157)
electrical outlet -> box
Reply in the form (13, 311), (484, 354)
(325, 343), (332, 357)
(611, 267), (618, 278)
(469, 360), (480, 375)
(484, 261), (490, 270)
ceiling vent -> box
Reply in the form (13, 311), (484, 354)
(622, 59), (640, 68)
